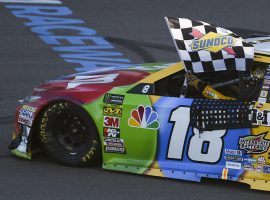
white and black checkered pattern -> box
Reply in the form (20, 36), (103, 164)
(165, 17), (254, 73)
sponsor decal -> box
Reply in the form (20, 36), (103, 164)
(256, 165), (263, 173)
(243, 157), (257, 164)
(225, 149), (242, 156)
(257, 156), (266, 164)
(21, 105), (37, 112)
(260, 90), (268, 98)
(258, 97), (267, 103)
(103, 93), (125, 105)
(226, 161), (241, 170)
(103, 135), (126, 154)
(18, 108), (35, 126)
(103, 106), (122, 117)
(103, 116), (120, 128)
(263, 165), (270, 174)
(251, 109), (270, 126)
(205, 89), (215, 98)
(262, 85), (270, 90)
(103, 127), (120, 138)
(265, 75), (270, 80)
(221, 168), (228, 180)
(18, 118), (33, 126)
(105, 146), (126, 154)
(19, 109), (34, 119)
(264, 79), (270, 85)
(190, 29), (236, 55)
(67, 74), (119, 89)
(243, 164), (255, 171)
(238, 133), (270, 154)
(128, 105), (159, 130)
(224, 155), (243, 162)
(104, 138), (124, 147)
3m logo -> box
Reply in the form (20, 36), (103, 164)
(103, 107), (122, 117)
(128, 105), (159, 130)
(104, 116), (120, 128)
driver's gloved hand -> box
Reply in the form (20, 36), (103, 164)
(185, 72), (207, 92)
(185, 72), (235, 100)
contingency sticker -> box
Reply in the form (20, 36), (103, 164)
(226, 161), (242, 170)
(103, 127), (120, 138)
(18, 105), (37, 126)
(238, 133), (270, 154)
(103, 116), (120, 128)
(104, 137), (126, 154)
(103, 106), (122, 117)
(103, 93), (125, 105)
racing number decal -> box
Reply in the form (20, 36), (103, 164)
(188, 128), (226, 163)
(142, 85), (150, 94)
(167, 106), (226, 163)
(167, 107), (190, 160)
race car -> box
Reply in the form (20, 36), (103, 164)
(9, 17), (270, 192)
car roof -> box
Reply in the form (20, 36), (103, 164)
(138, 62), (185, 84)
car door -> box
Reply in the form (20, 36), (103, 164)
(151, 96), (250, 181)
(152, 95), (270, 186)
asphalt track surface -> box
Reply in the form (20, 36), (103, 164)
(1, 0), (270, 199)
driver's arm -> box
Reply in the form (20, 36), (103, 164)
(186, 73), (235, 100)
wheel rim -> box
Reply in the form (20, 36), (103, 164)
(53, 111), (89, 153)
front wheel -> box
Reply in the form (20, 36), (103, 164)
(38, 102), (101, 166)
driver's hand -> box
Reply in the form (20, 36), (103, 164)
(185, 72), (200, 90)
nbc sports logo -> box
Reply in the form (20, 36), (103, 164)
(128, 105), (159, 130)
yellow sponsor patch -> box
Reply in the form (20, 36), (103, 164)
(21, 105), (37, 112)
(191, 32), (236, 53)
(103, 106), (122, 117)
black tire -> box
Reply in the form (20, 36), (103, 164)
(38, 102), (101, 166)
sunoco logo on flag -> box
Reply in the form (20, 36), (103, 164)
(191, 31), (236, 55)
(238, 132), (270, 154)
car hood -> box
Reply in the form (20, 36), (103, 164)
(34, 63), (173, 92)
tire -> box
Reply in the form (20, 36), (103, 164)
(38, 102), (101, 166)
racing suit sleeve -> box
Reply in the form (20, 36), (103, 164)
(186, 73), (235, 100)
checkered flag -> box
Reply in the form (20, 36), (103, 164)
(165, 17), (254, 73)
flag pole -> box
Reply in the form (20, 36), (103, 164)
(164, 17), (188, 98)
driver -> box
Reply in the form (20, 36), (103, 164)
(185, 72), (235, 100)
(186, 64), (267, 101)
